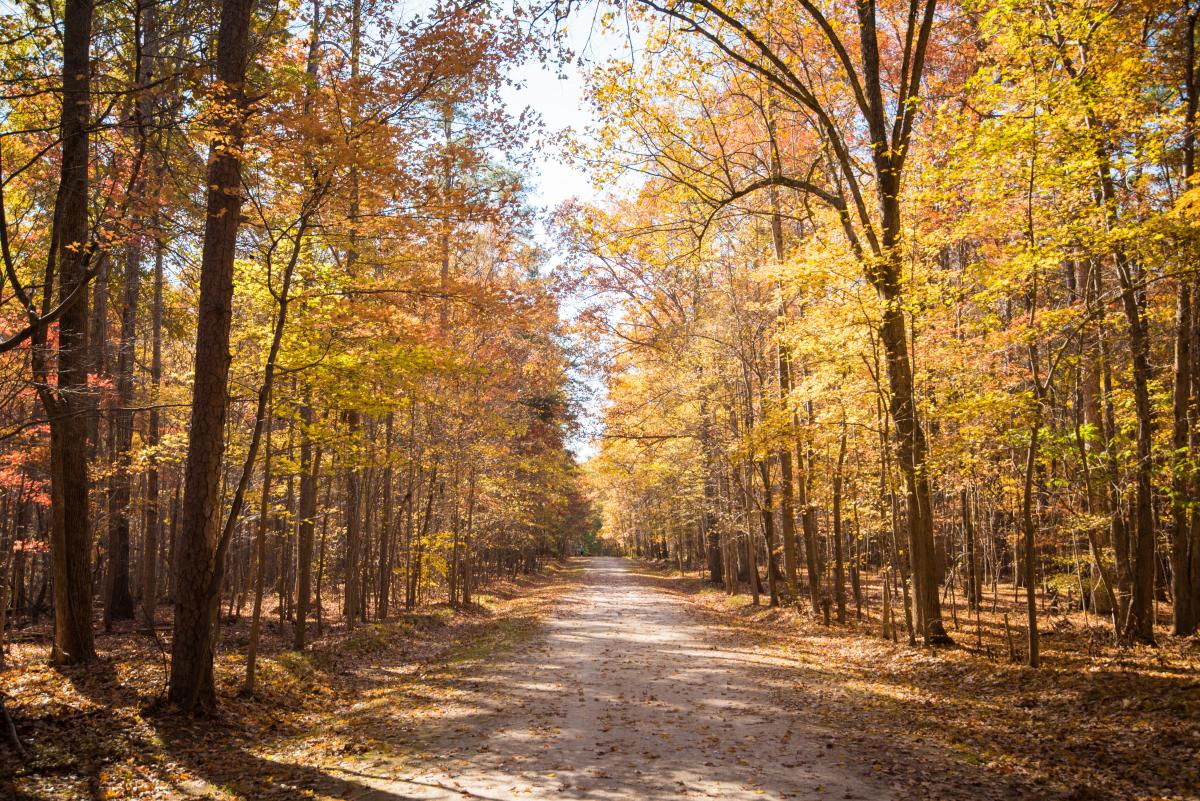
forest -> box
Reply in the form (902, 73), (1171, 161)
(0, 0), (1197, 799)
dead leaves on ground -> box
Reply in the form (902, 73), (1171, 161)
(0, 567), (574, 800)
(652, 565), (1199, 801)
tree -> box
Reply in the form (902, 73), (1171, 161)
(168, 0), (258, 714)
(589, 0), (953, 641)
(41, 0), (98, 666)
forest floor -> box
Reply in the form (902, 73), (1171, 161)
(637, 561), (1200, 801)
(291, 556), (1044, 801)
(0, 564), (577, 800)
(2, 557), (1197, 800)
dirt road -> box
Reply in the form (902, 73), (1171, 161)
(323, 557), (949, 800)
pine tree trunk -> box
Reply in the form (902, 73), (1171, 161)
(243, 405), (273, 695)
(140, 232), (165, 630)
(343, 411), (362, 626)
(168, 0), (256, 713)
(832, 428), (847, 624)
(43, 0), (97, 666)
(294, 398), (319, 650)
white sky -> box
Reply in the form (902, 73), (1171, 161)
(500, 14), (639, 461)
(501, 13), (633, 218)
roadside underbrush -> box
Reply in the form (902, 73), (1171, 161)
(636, 562), (1199, 801)
(0, 562), (578, 800)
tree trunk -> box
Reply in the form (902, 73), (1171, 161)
(294, 398), (319, 650)
(1115, 251), (1156, 646)
(42, 0), (97, 666)
(1173, 7), (1198, 637)
(293, 0), (324, 649)
(795, 429), (821, 614)
(343, 411), (362, 625)
(1172, 276), (1195, 636)
(768, 167), (800, 602)
(106, 0), (159, 629)
(1022, 420), (1041, 668)
(1191, 281), (1200, 632)
(141, 231), (165, 630)
(701, 403), (722, 583)
(742, 459), (760, 607)
(243, 404), (273, 694)
(103, 241), (140, 627)
(461, 469), (475, 605)
(376, 414), (395, 619)
(877, 290), (948, 644)
(962, 489), (980, 611)
(756, 457), (779, 607)
(832, 428), (847, 624)
(167, 0), (256, 714)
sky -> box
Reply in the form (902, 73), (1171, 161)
(500, 12), (634, 217)
(499, 14), (639, 461)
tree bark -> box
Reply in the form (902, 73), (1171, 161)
(376, 414), (394, 619)
(42, 0), (97, 665)
(1172, 274), (1195, 636)
(294, 397), (319, 650)
(141, 227), (165, 630)
(292, 0), (323, 647)
(168, 0), (256, 713)
(343, 411), (362, 625)
(962, 489), (981, 611)
(103, 237), (141, 626)
(832, 427), (847, 624)
(243, 404), (273, 695)
(1115, 254), (1156, 646)
(1022, 419), (1041, 668)
(1173, 5), (1198, 637)
(795, 408), (821, 614)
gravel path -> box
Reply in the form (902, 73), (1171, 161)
(329, 557), (902, 800)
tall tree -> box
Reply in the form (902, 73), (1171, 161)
(105, 0), (159, 627)
(618, 0), (952, 642)
(168, 0), (257, 713)
(41, 0), (98, 665)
